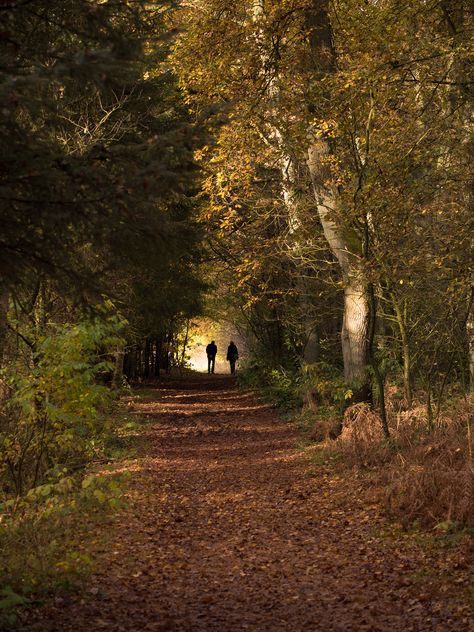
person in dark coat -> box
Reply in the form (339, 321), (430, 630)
(226, 341), (239, 375)
(206, 340), (217, 374)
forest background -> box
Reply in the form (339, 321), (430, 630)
(0, 0), (472, 619)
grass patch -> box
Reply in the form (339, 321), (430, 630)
(125, 387), (162, 402)
(295, 437), (315, 450)
(104, 411), (151, 460)
(309, 446), (344, 466)
(374, 520), (474, 551)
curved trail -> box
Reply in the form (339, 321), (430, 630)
(31, 375), (471, 631)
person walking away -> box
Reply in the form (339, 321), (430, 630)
(206, 340), (217, 374)
(226, 341), (239, 375)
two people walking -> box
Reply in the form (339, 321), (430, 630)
(206, 340), (239, 374)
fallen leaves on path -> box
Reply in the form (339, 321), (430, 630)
(27, 375), (473, 631)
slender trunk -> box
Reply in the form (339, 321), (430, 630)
(180, 319), (190, 370)
(303, 321), (320, 364)
(144, 338), (151, 379)
(468, 288), (474, 391)
(127, 347), (137, 380)
(138, 346), (144, 379)
(155, 337), (162, 378)
(165, 331), (173, 374)
(32, 395), (48, 488)
(150, 339), (156, 378)
(112, 345), (125, 390)
(392, 294), (413, 406)
(427, 389), (434, 431)
(0, 285), (9, 366)
(403, 346), (413, 406)
(368, 284), (389, 437)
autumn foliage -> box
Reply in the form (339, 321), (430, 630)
(1, 0), (473, 628)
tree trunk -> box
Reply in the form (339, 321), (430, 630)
(368, 283), (389, 437)
(307, 139), (371, 396)
(179, 319), (190, 370)
(0, 285), (9, 367)
(467, 288), (474, 391)
(0, 285), (9, 405)
(149, 339), (156, 378)
(305, 2), (371, 398)
(303, 322), (320, 364)
(392, 294), (413, 406)
(342, 279), (370, 384)
(144, 338), (151, 379)
(112, 345), (125, 390)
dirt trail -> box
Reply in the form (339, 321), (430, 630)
(29, 375), (472, 631)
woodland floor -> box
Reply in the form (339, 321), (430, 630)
(26, 374), (473, 631)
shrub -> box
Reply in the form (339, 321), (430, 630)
(0, 471), (127, 630)
(299, 362), (354, 411)
(0, 311), (125, 497)
(238, 362), (302, 410)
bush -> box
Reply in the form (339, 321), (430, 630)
(0, 311), (125, 497)
(238, 362), (302, 410)
(0, 471), (127, 630)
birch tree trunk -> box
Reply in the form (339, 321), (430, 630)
(252, 0), (319, 364)
(306, 2), (371, 397)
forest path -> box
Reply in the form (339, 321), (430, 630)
(30, 374), (471, 631)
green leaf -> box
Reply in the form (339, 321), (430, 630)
(0, 587), (29, 610)
(93, 489), (106, 503)
(81, 476), (95, 489)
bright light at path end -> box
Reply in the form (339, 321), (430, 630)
(188, 343), (228, 374)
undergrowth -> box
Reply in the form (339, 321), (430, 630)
(237, 362), (302, 410)
(243, 361), (474, 530)
(325, 397), (473, 529)
(0, 404), (147, 631)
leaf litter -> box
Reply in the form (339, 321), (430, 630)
(26, 375), (473, 631)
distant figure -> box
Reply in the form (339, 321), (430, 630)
(226, 341), (239, 375)
(206, 340), (217, 374)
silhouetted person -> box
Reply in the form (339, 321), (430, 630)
(226, 341), (239, 375)
(206, 340), (217, 374)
